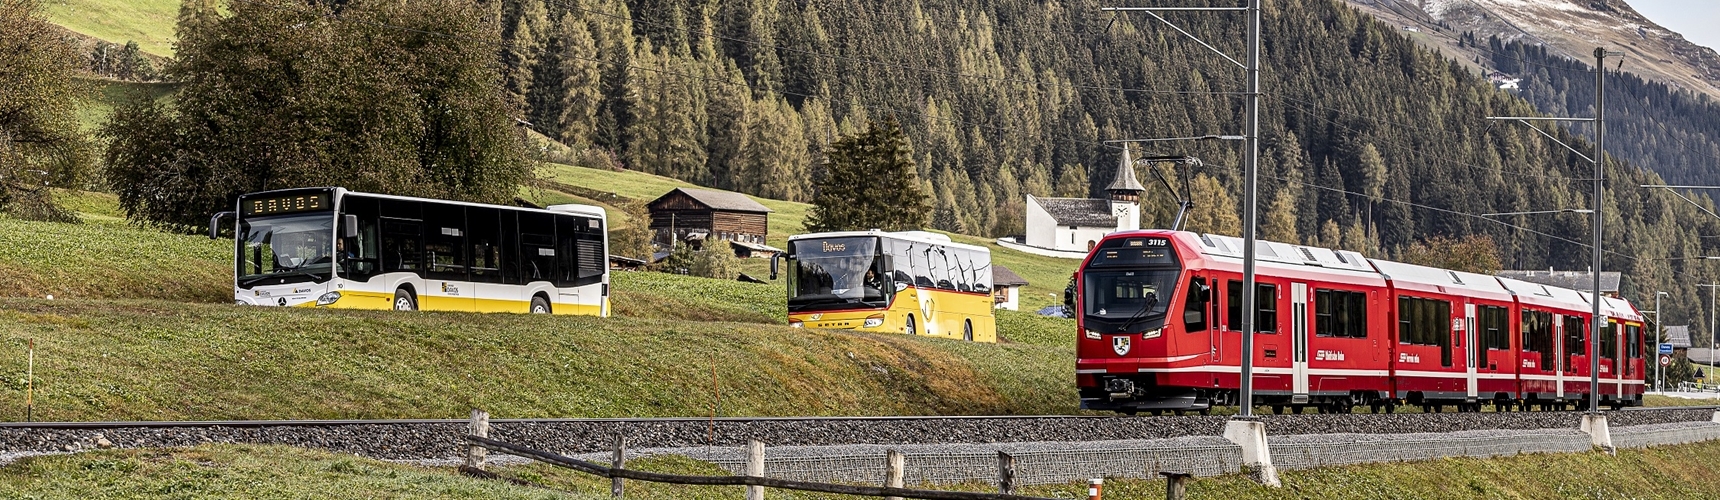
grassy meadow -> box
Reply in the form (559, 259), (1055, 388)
(43, 0), (181, 57)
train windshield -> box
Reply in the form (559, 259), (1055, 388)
(1083, 270), (1180, 332)
(787, 237), (890, 312)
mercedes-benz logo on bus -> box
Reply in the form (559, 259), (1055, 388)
(1112, 335), (1131, 356)
(277, 297), (288, 307)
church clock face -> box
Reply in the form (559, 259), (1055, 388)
(1113, 204), (1130, 217)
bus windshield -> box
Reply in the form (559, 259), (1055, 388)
(237, 213), (335, 288)
(787, 237), (889, 312)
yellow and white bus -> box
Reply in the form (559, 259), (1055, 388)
(212, 187), (610, 316)
(774, 230), (996, 342)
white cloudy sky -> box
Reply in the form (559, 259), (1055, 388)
(1630, 0), (1720, 51)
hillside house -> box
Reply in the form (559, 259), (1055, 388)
(992, 266), (1030, 310)
(648, 188), (773, 253)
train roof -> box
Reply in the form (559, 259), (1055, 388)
(1368, 259), (1514, 302)
(788, 230), (990, 253)
(1496, 275), (1592, 312)
(1595, 294), (1645, 322)
(1194, 234), (1375, 273)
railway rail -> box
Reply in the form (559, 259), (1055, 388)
(0, 404), (1710, 430)
(0, 407), (1713, 462)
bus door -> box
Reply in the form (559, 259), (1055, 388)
(1291, 282), (1309, 403)
(1464, 303), (1478, 401)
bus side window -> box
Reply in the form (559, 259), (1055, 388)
(518, 212), (556, 284)
(339, 196), (380, 280)
(499, 211), (520, 285)
(468, 207), (504, 283)
(556, 215), (580, 287)
(380, 199), (421, 273)
(423, 203), (468, 281)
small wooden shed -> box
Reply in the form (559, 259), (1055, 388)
(647, 187), (773, 250)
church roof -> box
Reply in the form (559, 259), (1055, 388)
(1105, 145), (1146, 193)
(1034, 196), (1117, 227)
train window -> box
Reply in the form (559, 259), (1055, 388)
(1314, 289), (1367, 339)
(1182, 277), (1209, 332)
(1521, 310), (1554, 369)
(1626, 324), (1642, 359)
(1226, 280), (1276, 333)
(1397, 297), (1452, 366)
(1564, 316), (1586, 359)
(1601, 320), (1619, 362)
(1478, 305), (1510, 367)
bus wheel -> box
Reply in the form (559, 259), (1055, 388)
(530, 296), (551, 314)
(905, 315), (918, 335)
(963, 320), (974, 341)
(393, 289), (417, 311)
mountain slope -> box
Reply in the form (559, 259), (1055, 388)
(1344, 0), (1720, 99)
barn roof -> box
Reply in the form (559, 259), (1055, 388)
(1666, 325), (1692, 348)
(1494, 270), (1620, 293)
(1032, 196), (1116, 227)
(992, 265), (1029, 287)
(650, 188), (772, 213)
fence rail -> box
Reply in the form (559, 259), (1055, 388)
(463, 433), (1065, 500)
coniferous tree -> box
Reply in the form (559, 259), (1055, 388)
(502, 0), (549, 107)
(804, 118), (929, 232)
(553, 12), (602, 146)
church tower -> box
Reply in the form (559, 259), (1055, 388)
(1106, 144), (1146, 232)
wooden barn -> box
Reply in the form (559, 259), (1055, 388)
(647, 187), (773, 251)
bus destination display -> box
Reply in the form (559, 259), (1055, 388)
(244, 193), (330, 216)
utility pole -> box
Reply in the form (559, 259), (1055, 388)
(1487, 46), (1620, 412)
(1101, 0), (1261, 417)
(1651, 291), (1668, 392)
(1703, 283), (1720, 383)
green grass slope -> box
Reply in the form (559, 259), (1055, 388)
(0, 297), (1073, 421)
(44, 0), (180, 57)
(0, 195), (229, 304)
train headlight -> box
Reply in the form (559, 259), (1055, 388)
(316, 291), (342, 306)
(862, 314), (885, 328)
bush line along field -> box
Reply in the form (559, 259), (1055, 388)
(10, 440), (1720, 499)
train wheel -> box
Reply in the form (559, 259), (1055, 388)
(1383, 402), (1397, 414)
(1272, 405), (1284, 415)
(1199, 408), (1211, 416)
(1150, 410), (1164, 416)
(1294, 405), (1306, 414)
(1368, 402), (1380, 414)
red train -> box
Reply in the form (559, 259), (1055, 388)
(1074, 230), (1648, 414)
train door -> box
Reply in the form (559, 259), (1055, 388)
(1614, 320), (1624, 398)
(1291, 282), (1310, 403)
(1465, 303), (1478, 401)
(1554, 314), (1566, 401)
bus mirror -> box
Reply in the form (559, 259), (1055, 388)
(342, 214), (359, 238)
(208, 211), (235, 239)
(769, 253), (779, 280)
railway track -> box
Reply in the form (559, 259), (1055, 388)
(2, 408), (1712, 461)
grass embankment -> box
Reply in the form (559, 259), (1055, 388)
(43, 0), (180, 57)
(0, 297), (1073, 421)
(0, 194), (229, 303)
(12, 440), (1720, 499)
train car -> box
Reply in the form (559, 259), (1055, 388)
(1371, 260), (1517, 412)
(1496, 276), (1591, 410)
(1074, 228), (1647, 414)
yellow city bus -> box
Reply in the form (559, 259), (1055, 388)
(773, 230), (996, 342)
(212, 187), (610, 316)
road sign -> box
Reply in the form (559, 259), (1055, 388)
(1661, 355), (1673, 367)
(1660, 343), (1675, 355)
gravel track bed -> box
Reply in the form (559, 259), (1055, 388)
(0, 408), (1708, 461)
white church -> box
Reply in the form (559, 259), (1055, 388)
(999, 147), (1146, 259)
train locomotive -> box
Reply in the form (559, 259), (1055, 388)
(1074, 230), (1647, 414)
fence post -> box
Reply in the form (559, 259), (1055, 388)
(884, 449), (905, 500)
(996, 451), (1016, 495)
(745, 439), (765, 500)
(1159, 471), (1191, 500)
(465, 409), (490, 470)
(611, 434), (626, 498)
(1087, 478), (1103, 500)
